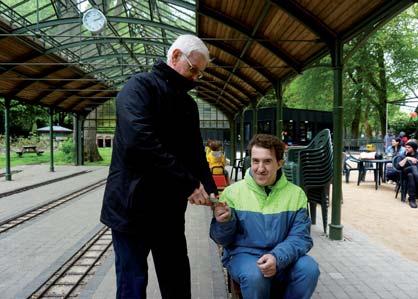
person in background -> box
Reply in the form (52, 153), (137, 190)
(210, 134), (320, 299)
(207, 140), (227, 175)
(100, 34), (218, 299)
(386, 137), (406, 157)
(205, 138), (214, 158)
(398, 140), (418, 208)
(385, 137), (406, 182)
(399, 131), (408, 146)
(384, 129), (394, 150)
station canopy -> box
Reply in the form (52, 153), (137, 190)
(0, 0), (415, 117)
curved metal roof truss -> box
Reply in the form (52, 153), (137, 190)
(0, 0), (415, 117)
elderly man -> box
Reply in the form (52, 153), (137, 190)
(101, 34), (217, 298)
(398, 140), (418, 208)
(210, 134), (319, 299)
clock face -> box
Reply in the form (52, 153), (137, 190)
(82, 8), (107, 34)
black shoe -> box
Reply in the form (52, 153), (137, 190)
(409, 200), (417, 208)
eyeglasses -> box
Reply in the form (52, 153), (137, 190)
(182, 53), (204, 79)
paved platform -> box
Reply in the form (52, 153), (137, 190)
(0, 164), (106, 193)
(1, 164), (418, 298)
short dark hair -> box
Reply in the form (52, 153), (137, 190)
(247, 134), (285, 161)
(406, 140), (418, 151)
(209, 140), (222, 151)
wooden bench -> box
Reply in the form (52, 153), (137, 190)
(15, 146), (44, 157)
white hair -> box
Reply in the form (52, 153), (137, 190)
(167, 34), (210, 63)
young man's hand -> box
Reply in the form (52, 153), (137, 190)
(213, 202), (231, 222)
(257, 254), (277, 277)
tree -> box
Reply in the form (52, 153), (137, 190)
(84, 110), (102, 162)
(277, 7), (418, 140)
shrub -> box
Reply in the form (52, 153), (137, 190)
(60, 138), (75, 163)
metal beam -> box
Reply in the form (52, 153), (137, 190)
(5, 65), (68, 98)
(0, 51), (43, 75)
(44, 37), (169, 54)
(341, 0), (415, 42)
(13, 16), (192, 35)
(270, 0), (336, 46)
(198, 80), (246, 108)
(196, 83), (243, 110)
(197, 90), (237, 113)
(195, 95), (234, 116)
(205, 68), (253, 99)
(207, 59), (266, 96)
(159, 0), (195, 10)
(205, 39), (277, 83)
(198, 5), (302, 73)
(80, 52), (164, 63)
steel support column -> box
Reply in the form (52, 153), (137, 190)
(240, 109), (245, 158)
(73, 114), (80, 165)
(74, 114), (85, 166)
(229, 116), (236, 163)
(274, 80), (284, 141)
(329, 40), (344, 240)
(49, 107), (55, 172)
(3, 98), (11, 181)
(251, 102), (257, 137)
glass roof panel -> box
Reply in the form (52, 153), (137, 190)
(0, 0), (196, 88)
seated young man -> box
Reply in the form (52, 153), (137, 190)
(210, 134), (319, 299)
(398, 140), (418, 208)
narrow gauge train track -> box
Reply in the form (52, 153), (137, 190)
(0, 179), (107, 234)
(0, 170), (91, 199)
(29, 227), (112, 299)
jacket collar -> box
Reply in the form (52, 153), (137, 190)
(152, 60), (196, 92)
(244, 168), (287, 196)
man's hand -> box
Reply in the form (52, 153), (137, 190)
(257, 254), (277, 277)
(213, 202), (231, 222)
(409, 157), (418, 164)
(188, 183), (210, 205)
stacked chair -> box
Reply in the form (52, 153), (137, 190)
(283, 129), (333, 234)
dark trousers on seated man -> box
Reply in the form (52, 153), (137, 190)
(405, 165), (418, 202)
(227, 253), (319, 299)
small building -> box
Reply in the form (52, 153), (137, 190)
(96, 133), (114, 148)
(37, 125), (72, 141)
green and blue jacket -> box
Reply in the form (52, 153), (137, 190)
(210, 170), (313, 270)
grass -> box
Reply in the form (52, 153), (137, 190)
(0, 148), (112, 168)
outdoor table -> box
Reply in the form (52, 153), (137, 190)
(357, 158), (392, 190)
(16, 145), (44, 157)
(22, 145), (37, 153)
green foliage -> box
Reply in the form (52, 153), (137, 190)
(389, 111), (418, 137)
(86, 148), (112, 166)
(59, 138), (75, 163)
(273, 6), (418, 138)
(283, 64), (333, 111)
(0, 145), (112, 168)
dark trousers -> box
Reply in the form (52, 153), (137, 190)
(404, 166), (418, 200)
(112, 222), (191, 299)
(227, 253), (320, 299)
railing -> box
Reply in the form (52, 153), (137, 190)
(344, 138), (385, 153)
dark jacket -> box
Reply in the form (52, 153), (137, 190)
(101, 60), (217, 233)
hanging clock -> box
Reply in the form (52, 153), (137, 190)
(82, 8), (107, 34)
